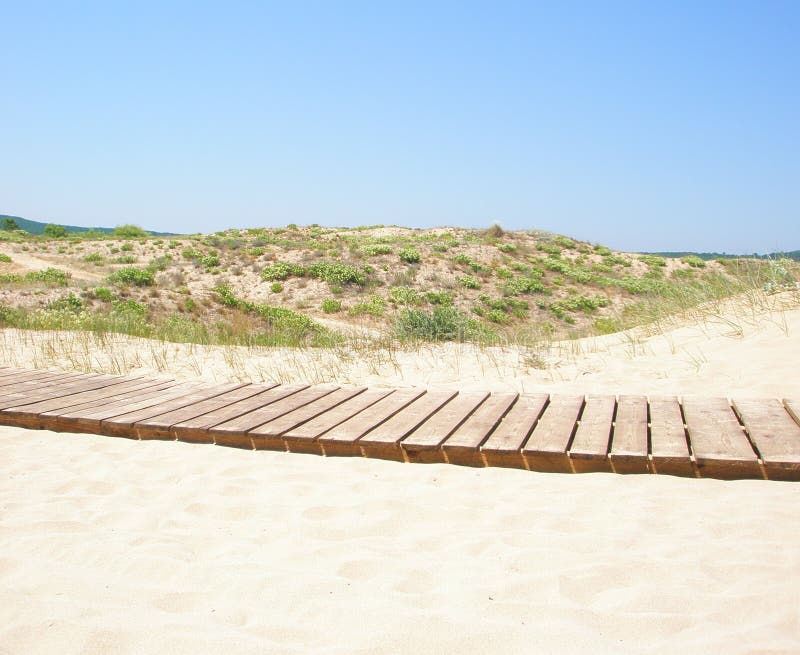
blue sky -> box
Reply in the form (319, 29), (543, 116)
(1, 1), (797, 252)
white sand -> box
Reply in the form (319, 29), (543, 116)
(1, 429), (798, 655)
(1, 293), (799, 653)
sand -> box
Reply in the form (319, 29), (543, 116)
(1, 293), (799, 653)
(1, 429), (798, 655)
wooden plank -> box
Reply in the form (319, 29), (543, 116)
(0, 369), (75, 387)
(785, 399), (800, 427)
(38, 380), (185, 432)
(732, 398), (800, 481)
(568, 394), (614, 473)
(0, 370), (89, 392)
(170, 384), (298, 443)
(609, 395), (650, 474)
(481, 393), (549, 469)
(442, 392), (518, 467)
(358, 391), (457, 461)
(100, 383), (243, 438)
(402, 392), (489, 463)
(0, 375), (132, 420)
(523, 395), (583, 473)
(51, 381), (207, 433)
(282, 389), (393, 442)
(649, 396), (693, 477)
(683, 396), (761, 479)
(264, 387), (367, 454)
(210, 386), (334, 450)
(134, 384), (272, 441)
(7, 377), (166, 430)
(318, 389), (426, 457)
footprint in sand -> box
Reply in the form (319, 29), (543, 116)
(337, 559), (384, 581)
(302, 505), (336, 520)
(152, 591), (203, 613)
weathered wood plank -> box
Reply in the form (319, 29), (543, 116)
(784, 399), (800, 427)
(101, 383), (243, 438)
(481, 394), (549, 469)
(609, 395), (650, 474)
(318, 389), (426, 457)
(523, 395), (583, 473)
(0, 369), (75, 388)
(256, 387), (367, 454)
(0, 375), (132, 421)
(442, 392), (518, 467)
(402, 392), (489, 463)
(649, 396), (693, 477)
(52, 382), (207, 433)
(171, 384), (304, 444)
(38, 380), (185, 432)
(683, 396), (761, 479)
(134, 384), (271, 441)
(358, 391), (457, 461)
(10, 377), (167, 430)
(568, 394), (614, 473)
(282, 389), (393, 443)
(211, 386), (335, 450)
(732, 398), (800, 481)
(0, 370), (90, 393)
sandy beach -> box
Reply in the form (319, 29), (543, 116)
(1, 429), (799, 655)
(1, 296), (799, 654)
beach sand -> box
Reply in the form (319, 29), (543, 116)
(1, 295), (799, 653)
(1, 429), (798, 655)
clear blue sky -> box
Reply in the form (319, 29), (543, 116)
(2, 1), (797, 252)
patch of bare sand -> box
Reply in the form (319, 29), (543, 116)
(0, 429), (798, 655)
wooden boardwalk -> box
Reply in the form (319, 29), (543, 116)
(1, 367), (798, 480)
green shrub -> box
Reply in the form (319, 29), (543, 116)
(120, 243), (134, 252)
(638, 254), (667, 268)
(200, 254), (220, 268)
(0, 253), (11, 263)
(537, 242), (562, 255)
(114, 255), (137, 264)
(389, 286), (422, 305)
(361, 244), (392, 256)
(108, 267), (154, 286)
(112, 299), (148, 316)
(348, 295), (386, 316)
(0, 273), (22, 283)
(43, 224), (67, 238)
(458, 275), (480, 289)
(395, 306), (487, 342)
(25, 268), (71, 286)
(497, 243), (517, 253)
(47, 294), (84, 312)
(270, 282), (283, 293)
(398, 246), (421, 264)
(322, 298), (342, 313)
(682, 255), (706, 268)
(261, 262), (302, 281)
(91, 287), (114, 302)
(82, 252), (105, 263)
(502, 277), (544, 296)
(425, 291), (453, 305)
(113, 224), (149, 238)
(307, 261), (367, 286)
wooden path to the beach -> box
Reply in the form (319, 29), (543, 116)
(1, 367), (798, 481)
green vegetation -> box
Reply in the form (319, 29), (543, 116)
(108, 267), (155, 286)
(113, 224), (149, 238)
(43, 224), (68, 238)
(395, 306), (490, 342)
(398, 246), (421, 264)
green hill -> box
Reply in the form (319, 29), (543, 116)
(0, 214), (177, 237)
